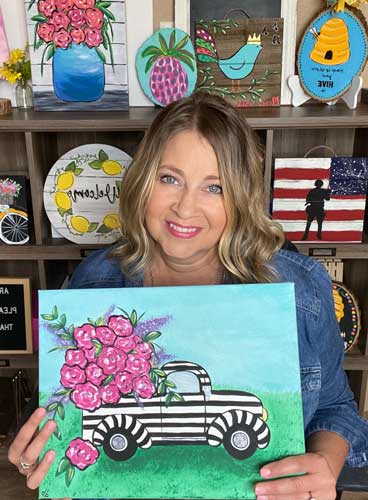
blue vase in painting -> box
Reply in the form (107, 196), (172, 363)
(53, 44), (105, 102)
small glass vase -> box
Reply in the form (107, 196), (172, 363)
(15, 80), (33, 109)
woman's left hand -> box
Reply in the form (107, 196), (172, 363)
(254, 452), (337, 500)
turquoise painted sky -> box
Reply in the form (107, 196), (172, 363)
(39, 283), (300, 394)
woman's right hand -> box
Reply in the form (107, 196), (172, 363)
(7, 406), (58, 491)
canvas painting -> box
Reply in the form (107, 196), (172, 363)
(0, 175), (29, 245)
(38, 283), (304, 499)
(195, 17), (283, 107)
(272, 157), (368, 242)
(25, 0), (128, 111)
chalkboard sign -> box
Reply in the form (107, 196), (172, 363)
(0, 278), (32, 354)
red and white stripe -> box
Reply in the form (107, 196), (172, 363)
(272, 158), (366, 243)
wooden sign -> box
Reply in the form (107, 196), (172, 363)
(44, 144), (131, 244)
(297, 8), (368, 102)
(0, 278), (32, 355)
(25, 0), (129, 111)
(195, 17), (283, 107)
(272, 157), (368, 242)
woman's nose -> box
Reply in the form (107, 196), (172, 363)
(171, 188), (197, 219)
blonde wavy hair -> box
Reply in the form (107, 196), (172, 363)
(112, 92), (284, 283)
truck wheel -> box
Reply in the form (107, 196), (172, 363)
(103, 428), (138, 461)
(223, 424), (258, 460)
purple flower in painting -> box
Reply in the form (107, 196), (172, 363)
(134, 315), (172, 338)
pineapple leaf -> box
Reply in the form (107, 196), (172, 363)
(173, 34), (189, 52)
(177, 54), (194, 71)
(169, 30), (176, 50)
(176, 49), (194, 60)
(141, 46), (162, 58)
(145, 55), (160, 73)
(158, 32), (169, 54)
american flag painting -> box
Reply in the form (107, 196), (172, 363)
(272, 157), (368, 243)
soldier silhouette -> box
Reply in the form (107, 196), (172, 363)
(301, 179), (331, 240)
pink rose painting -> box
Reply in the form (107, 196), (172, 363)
(26, 0), (128, 110)
(40, 304), (177, 488)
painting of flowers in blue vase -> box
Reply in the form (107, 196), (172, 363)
(25, 0), (128, 111)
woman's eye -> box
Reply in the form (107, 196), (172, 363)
(208, 184), (223, 194)
(160, 175), (177, 185)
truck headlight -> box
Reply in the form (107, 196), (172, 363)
(262, 407), (268, 421)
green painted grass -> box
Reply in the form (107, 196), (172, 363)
(39, 391), (305, 499)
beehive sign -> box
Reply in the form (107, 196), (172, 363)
(0, 278), (32, 354)
(298, 7), (368, 101)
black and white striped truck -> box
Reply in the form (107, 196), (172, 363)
(82, 361), (270, 461)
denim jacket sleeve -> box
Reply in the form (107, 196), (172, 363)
(304, 262), (368, 467)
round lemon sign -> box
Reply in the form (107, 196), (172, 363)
(44, 144), (132, 244)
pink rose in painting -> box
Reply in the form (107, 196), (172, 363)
(96, 347), (127, 375)
(114, 335), (136, 353)
(135, 341), (153, 360)
(74, 323), (96, 350)
(84, 346), (97, 363)
(74, 0), (95, 8)
(38, 0), (57, 18)
(70, 27), (85, 44)
(115, 370), (134, 394)
(108, 315), (133, 337)
(126, 354), (150, 377)
(65, 348), (87, 368)
(53, 29), (72, 48)
(68, 8), (85, 28)
(85, 363), (105, 386)
(133, 376), (155, 399)
(60, 364), (86, 389)
(66, 438), (99, 471)
(100, 383), (120, 404)
(55, 0), (74, 10)
(84, 27), (103, 48)
(50, 11), (70, 31)
(71, 381), (101, 410)
(85, 8), (104, 29)
(37, 22), (55, 43)
(96, 326), (116, 346)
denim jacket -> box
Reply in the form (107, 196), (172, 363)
(70, 246), (368, 468)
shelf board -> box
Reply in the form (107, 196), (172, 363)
(1, 103), (368, 131)
(344, 354), (368, 371)
(296, 243), (368, 259)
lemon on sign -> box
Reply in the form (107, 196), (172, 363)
(102, 160), (122, 176)
(103, 213), (120, 229)
(57, 171), (75, 190)
(54, 191), (72, 211)
(70, 215), (90, 234)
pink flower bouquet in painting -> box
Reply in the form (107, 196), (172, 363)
(28, 0), (116, 101)
(41, 306), (179, 486)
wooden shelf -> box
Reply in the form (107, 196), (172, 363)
(296, 243), (368, 259)
(344, 354), (368, 371)
(1, 103), (368, 131)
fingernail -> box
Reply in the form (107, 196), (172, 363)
(47, 450), (55, 463)
(257, 496), (268, 500)
(255, 486), (267, 494)
(36, 407), (46, 418)
(46, 420), (56, 431)
(260, 467), (272, 478)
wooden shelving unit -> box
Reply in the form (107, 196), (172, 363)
(0, 103), (367, 411)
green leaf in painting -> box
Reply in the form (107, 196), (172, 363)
(46, 402), (58, 412)
(60, 333), (72, 340)
(116, 307), (130, 318)
(91, 339), (103, 349)
(54, 388), (71, 397)
(68, 324), (75, 335)
(95, 47), (106, 63)
(158, 32), (169, 54)
(56, 457), (70, 476)
(41, 314), (54, 321)
(102, 375), (114, 385)
(65, 162), (76, 172)
(164, 379), (176, 389)
(59, 314), (67, 327)
(52, 306), (58, 319)
(98, 149), (109, 162)
(56, 403), (65, 420)
(88, 160), (103, 170)
(74, 168), (83, 175)
(152, 368), (166, 377)
(99, 6), (115, 20)
(35, 39), (44, 50)
(169, 30), (176, 49)
(141, 46), (162, 58)
(65, 465), (75, 487)
(173, 34), (189, 52)
(87, 222), (99, 233)
(31, 14), (47, 22)
(45, 44), (55, 61)
(172, 392), (184, 402)
(165, 391), (174, 407)
(96, 224), (112, 234)
(53, 427), (62, 440)
(145, 55), (160, 73)
(102, 30), (109, 50)
(144, 331), (161, 342)
(130, 309), (137, 326)
(178, 54), (194, 71)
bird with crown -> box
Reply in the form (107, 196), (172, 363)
(195, 27), (263, 90)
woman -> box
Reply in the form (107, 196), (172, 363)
(8, 93), (368, 500)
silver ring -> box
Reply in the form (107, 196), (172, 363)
(19, 455), (35, 471)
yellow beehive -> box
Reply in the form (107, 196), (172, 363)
(310, 18), (350, 65)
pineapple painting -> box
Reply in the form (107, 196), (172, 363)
(136, 28), (197, 107)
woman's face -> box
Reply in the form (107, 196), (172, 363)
(145, 129), (227, 264)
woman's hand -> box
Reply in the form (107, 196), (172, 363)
(7, 407), (57, 491)
(254, 452), (337, 500)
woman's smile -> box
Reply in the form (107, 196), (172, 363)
(166, 220), (202, 239)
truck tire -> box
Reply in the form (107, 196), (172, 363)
(223, 424), (258, 460)
(103, 427), (138, 461)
